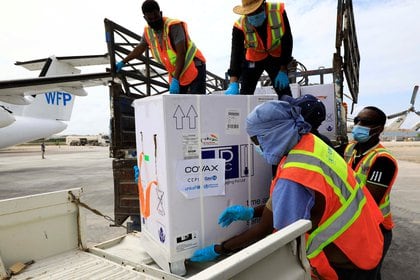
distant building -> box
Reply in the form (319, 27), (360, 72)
(65, 134), (110, 146)
(381, 131), (420, 142)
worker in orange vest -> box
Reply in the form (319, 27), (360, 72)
(225, 0), (293, 98)
(115, 0), (206, 94)
(189, 94), (334, 261)
(344, 106), (399, 280)
(246, 101), (384, 279)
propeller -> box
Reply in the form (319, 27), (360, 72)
(388, 85), (419, 119)
(409, 85), (418, 106)
(387, 110), (407, 119)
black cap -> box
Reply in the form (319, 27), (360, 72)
(292, 94), (326, 129)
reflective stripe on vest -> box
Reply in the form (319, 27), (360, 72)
(358, 147), (392, 216)
(145, 18), (198, 78)
(284, 152), (366, 259)
(236, 2), (284, 53)
(344, 143), (395, 218)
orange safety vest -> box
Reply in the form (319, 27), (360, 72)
(344, 142), (398, 230)
(234, 2), (285, 62)
(271, 134), (384, 279)
(143, 17), (206, 86)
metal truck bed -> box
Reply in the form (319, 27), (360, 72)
(0, 188), (311, 280)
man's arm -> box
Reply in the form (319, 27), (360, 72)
(365, 157), (397, 204)
(272, 179), (314, 230)
(169, 23), (187, 80)
(279, 10), (293, 70)
(227, 26), (245, 83)
(122, 38), (148, 64)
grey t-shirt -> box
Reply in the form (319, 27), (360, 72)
(140, 23), (185, 49)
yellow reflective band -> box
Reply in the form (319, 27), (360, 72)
(307, 186), (366, 259)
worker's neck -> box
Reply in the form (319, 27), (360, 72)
(355, 138), (380, 155)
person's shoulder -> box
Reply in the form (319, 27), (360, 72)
(371, 156), (397, 172)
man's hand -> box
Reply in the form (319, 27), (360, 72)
(169, 78), (180, 94)
(190, 244), (220, 262)
(274, 71), (289, 90)
(225, 82), (240, 95)
(115, 61), (125, 72)
(218, 205), (254, 227)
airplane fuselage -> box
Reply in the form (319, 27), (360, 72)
(0, 115), (67, 149)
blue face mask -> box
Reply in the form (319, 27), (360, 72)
(247, 9), (266, 27)
(352, 125), (371, 143)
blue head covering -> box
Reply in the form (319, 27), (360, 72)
(246, 100), (311, 165)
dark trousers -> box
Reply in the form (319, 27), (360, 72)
(331, 265), (379, 280)
(239, 56), (291, 98)
(377, 226), (392, 280)
(180, 60), (206, 95)
(331, 227), (392, 280)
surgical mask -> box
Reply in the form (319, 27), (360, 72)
(254, 145), (264, 157)
(247, 10), (266, 27)
(352, 125), (372, 143)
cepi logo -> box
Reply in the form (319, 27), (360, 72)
(44, 91), (72, 106)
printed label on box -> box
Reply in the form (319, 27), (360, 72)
(182, 133), (199, 159)
(176, 231), (198, 252)
(176, 158), (226, 199)
(226, 109), (241, 135)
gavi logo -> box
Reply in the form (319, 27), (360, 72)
(44, 91), (72, 106)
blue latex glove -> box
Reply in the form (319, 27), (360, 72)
(190, 244), (220, 262)
(133, 165), (139, 183)
(218, 205), (254, 228)
(225, 82), (239, 95)
(274, 71), (289, 90)
(169, 78), (180, 94)
(115, 61), (125, 72)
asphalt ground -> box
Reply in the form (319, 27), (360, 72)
(0, 142), (419, 279)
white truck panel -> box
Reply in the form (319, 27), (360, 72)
(0, 188), (311, 279)
(0, 188), (86, 271)
(188, 220), (312, 280)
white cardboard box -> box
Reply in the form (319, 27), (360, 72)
(132, 94), (276, 274)
(300, 84), (337, 140)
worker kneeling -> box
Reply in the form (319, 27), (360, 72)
(191, 100), (384, 280)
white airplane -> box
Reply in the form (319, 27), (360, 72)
(385, 85), (419, 131)
(0, 54), (113, 149)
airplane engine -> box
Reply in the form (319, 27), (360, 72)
(0, 106), (16, 128)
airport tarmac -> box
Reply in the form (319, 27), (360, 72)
(0, 142), (419, 279)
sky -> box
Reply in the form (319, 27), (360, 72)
(0, 0), (419, 135)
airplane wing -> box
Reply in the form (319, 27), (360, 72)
(15, 53), (110, 71)
(0, 54), (116, 105)
(0, 54), (116, 148)
(0, 72), (113, 104)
